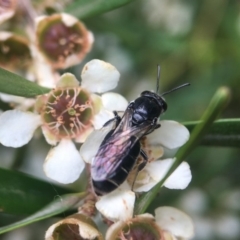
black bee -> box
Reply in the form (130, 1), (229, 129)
(91, 67), (189, 196)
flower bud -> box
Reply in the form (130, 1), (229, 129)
(0, 31), (31, 70)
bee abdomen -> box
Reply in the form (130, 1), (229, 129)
(92, 140), (140, 196)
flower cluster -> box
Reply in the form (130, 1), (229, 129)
(0, 0), (93, 91)
(0, 50), (193, 236)
(0, 59), (128, 183)
(45, 207), (194, 240)
(0, 0), (196, 240)
(0, 4), (194, 235)
(0, 53), (194, 238)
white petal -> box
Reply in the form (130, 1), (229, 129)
(80, 121), (115, 164)
(148, 120), (190, 149)
(164, 161), (192, 190)
(96, 182), (135, 222)
(92, 108), (114, 129)
(44, 139), (85, 183)
(56, 73), (79, 88)
(75, 126), (93, 143)
(0, 11), (14, 24)
(133, 171), (153, 192)
(0, 31), (12, 40)
(134, 158), (191, 192)
(0, 93), (26, 104)
(41, 125), (58, 146)
(0, 110), (41, 147)
(155, 206), (194, 239)
(105, 220), (126, 240)
(32, 47), (59, 88)
(91, 93), (103, 114)
(61, 13), (78, 27)
(101, 92), (128, 111)
(35, 15), (45, 25)
(133, 160), (172, 192)
(81, 59), (120, 93)
(162, 232), (178, 240)
(0, 93), (36, 111)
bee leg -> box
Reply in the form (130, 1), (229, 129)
(138, 149), (148, 170)
(144, 118), (161, 135)
(103, 111), (121, 127)
(131, 149), (148, 191)
(113, 111), (122, 126)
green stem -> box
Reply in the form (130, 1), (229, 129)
(134, 87), (231, 214)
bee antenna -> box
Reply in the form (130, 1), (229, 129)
(161, 83), (190, 96)
(156, 64), (161, 94)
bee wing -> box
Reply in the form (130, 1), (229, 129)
(80, 117), (118, 164)
(91, 106), (154, 180)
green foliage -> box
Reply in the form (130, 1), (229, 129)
(0, 168), (72, 215)
(0, 193), (85, 234)
(66, 0), (136, 19)
(0, 68), (50, 97)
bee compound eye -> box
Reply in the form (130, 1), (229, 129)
(161, 100), (167, 112)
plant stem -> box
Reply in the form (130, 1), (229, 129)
(134, 86), (231, 214)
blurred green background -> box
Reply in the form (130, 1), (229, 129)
(1, 0), (240, 239)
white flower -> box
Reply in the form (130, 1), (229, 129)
(80, 113), (191, 222)
(35, 13), (94, 70)
(133, 120), (191, 192)
(0, 59), (128, 184)
(105, 206), (194, 240)
(45, 213), (103, 240)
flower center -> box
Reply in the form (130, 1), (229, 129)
(120, 222), (162, 240)
(42, 87), (93, 139)
(41, 21), (83, 62)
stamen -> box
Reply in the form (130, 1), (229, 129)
(42, 87), (93, 139)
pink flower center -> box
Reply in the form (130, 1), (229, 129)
(42, 87), (93, 139)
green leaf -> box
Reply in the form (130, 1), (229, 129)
(0, 168), (72, 215)
(66, 0), (135, 19)
(134, 87), (231, 214)
(184, 119), (240, 147)
(176, 87), (231, 160)
(0, 67), (51, 97)
(0, 193), (85, 234)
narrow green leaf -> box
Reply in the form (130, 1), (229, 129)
(184, 119), (240, 147)
(0, 67), (51, 97)
(0, 168), (72, 215)
(134, 87), (231, 214)
(176, 87), (231, 160)
(66, 0), (135, 19)
(0, 193), (85, 234)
